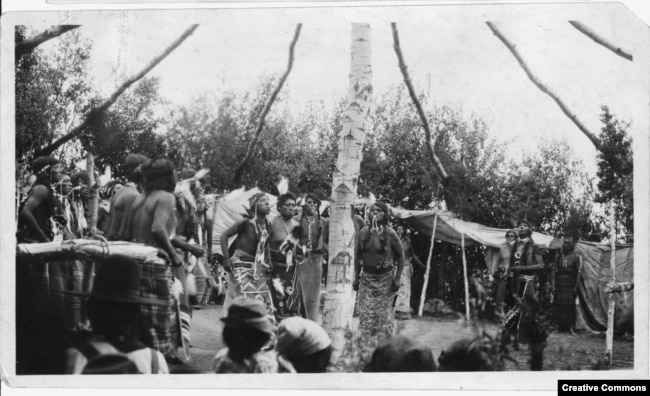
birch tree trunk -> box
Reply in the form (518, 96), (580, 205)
(322, 23), (372, 363)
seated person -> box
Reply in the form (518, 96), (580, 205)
(213, 297), (295, 373)
(364, 335), (437, 372)
(276, 317), (332, 373)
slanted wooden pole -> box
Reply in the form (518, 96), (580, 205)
(485, 21), (602, 151)
(569, 21), (633, 61)
(418, 214), (438, 317)
(86, 153), (98, 235)
(15, 25), (80, 60)
(461, 233), (470, 320)
(232, 24), (302, 185)
(605, 200), (616, 365)
(36, 24), (199, 157)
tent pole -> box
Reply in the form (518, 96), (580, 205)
(605, 201), (616, 365)
(461, 233), (470, 321)
(418, 214), (438, 317)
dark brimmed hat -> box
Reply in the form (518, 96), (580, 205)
(31, 156), (59, 174)
(62, 254), (168, 307)
(220, 296), (273, 335)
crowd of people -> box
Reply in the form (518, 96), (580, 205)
(15, 153), (582, 375)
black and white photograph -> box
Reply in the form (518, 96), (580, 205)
(1, 0), (648, 393)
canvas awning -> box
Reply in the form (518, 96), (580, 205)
(391, 207), (563, 249)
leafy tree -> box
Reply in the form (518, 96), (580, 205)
(593, 106), (633, 242)
(15, 26), (95, 167)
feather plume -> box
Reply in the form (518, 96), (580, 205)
(353, 192), (376, 207)
(272, 277), (285, 297)
(98, 166), (111, 186)
(194, 168), (210, 180)
(175, 181), (196, 211)
(171, 278), (184, 300)
(185, 273), (197, 296)
(276, 176), (289, 196)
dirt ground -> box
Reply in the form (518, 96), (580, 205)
(170, 304), (634, 373)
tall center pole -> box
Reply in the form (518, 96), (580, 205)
(322, 23), (372, 363)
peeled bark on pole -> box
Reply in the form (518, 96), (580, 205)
(391, 23), (448, 181)
(35, 24), (199, 158)
(605, 200), (616, 365)
(15, 25), (80, 60)
(485, 22), (602, 152)
(322, 23), (372, 363)
(232, 24), (302, 185)
(569, 21), (633, 61)
(461, 233), (470, 320)
(418, 214), (438, 317)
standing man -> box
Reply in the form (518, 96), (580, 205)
(296, 193), (328, 323)
(394, 224), (425, 320)
(494, 230), (518, 318)
(353, 202), (404, 343)
(220, 192), (275, 323)
(125, 159), (183, 357)
(105, 153), (149, 241)
(269, 192), (303, 320)
(506, 220), (545, 344)
(550, 237), (583, 334)
(17, 156), (62, 243)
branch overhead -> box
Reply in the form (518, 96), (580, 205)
(391, 22), (448, 181)
(569, 21), (633, 61)
(485, 21), (602, 152)
(35, 24), (199, 158)
(232, 23), (302, 185)
(15, 25), (80, 59)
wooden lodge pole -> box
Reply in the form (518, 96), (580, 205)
(418, 214), (438, 317)
(461, 233), (470, 321)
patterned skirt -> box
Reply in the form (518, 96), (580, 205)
(552, 274), (577, 326)
(358, 270), (396, 338)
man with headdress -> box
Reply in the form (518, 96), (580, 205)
(296, 193), (329, 323)
(268, 192), (302, 320)
(219, 192), (276, 330)
(124, 159), (184, 358)
(17, 156), (62, 243)
(505, 220), (545, 344)
(353, 202), (405, 359)
(394, 224), (426, 320)
(105, 153), (149, 241)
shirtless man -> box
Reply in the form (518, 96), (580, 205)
(105, 154), (148, 241)
(353, 202), (404, 337)
(220, 192), (274, 319)
(18, 156), (63, 243)
(126, 159), (182, 268)
(494, 230), (517, 317)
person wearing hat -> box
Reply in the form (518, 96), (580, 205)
(105, 153), (149, 241)
(353, 202), (405, 354)
(276, 317), (332, 373)
(295, 192), (329, 323)
(219, 192), (275, 323)
(64, 254), (169, 374)
(17, 155), (62, 243)
(213, 296), (295, 373)
(365, 335), (437, 372)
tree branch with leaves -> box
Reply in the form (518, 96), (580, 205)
(35, 24), (199, 158)
(15, 25), (80, 60)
